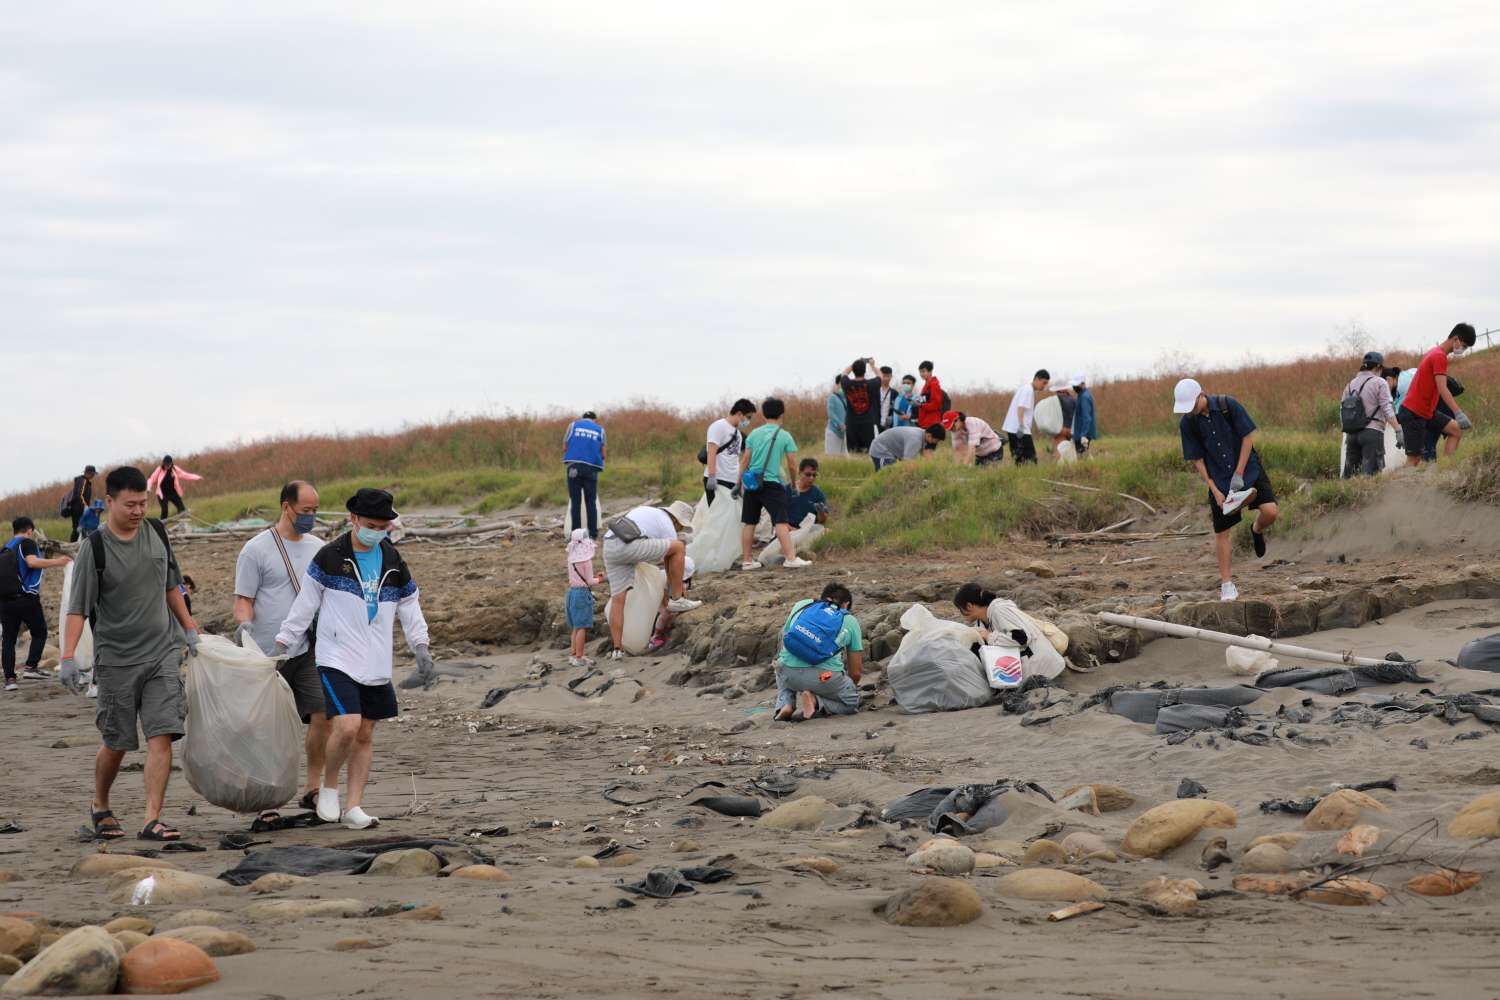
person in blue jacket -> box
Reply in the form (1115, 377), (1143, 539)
(1070, 374), (1097, 456)
(824, 380), (848, 456)
(562, 411), (607, 538)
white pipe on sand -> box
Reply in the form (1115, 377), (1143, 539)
(1096, 612), (1410, 668)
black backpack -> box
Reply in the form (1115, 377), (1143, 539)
(86, 519), (174, 625)
(940, 389), (951, 412)
(0, 542), (22, 600)
(1339, 376), (1379, 434)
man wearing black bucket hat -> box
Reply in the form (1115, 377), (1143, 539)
(274, 488), (433, 830)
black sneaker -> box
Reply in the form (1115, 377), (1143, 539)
(1252, 529), (1267, 559)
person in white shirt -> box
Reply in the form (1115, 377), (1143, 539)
(1001, 369), (1051, 465)
(602, 502), (703, 658)
(703, 399), (756, 506)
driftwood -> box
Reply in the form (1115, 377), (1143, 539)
(1097, 612), (1416, 668)
(1050, 529), (1210, 544)
(1042, 479), (1158, 515)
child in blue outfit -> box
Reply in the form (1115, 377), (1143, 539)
(77, 499), (104, 539)
(567, 529), (602, 667)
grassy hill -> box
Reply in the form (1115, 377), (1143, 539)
(6, 347), (1496, 552)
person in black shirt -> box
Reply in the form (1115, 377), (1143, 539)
(837, 357), (882, 453)
(65, 466), (97, 542)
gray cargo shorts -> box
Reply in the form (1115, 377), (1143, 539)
(95, 650), (186, 752)
(603, 537), (674, 595)
(277, 648), (327, 721)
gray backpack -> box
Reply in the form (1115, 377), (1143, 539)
(1340, 377), (1378, 434)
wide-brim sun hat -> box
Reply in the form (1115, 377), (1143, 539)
(664, 500), (697, 528)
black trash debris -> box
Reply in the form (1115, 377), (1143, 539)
(690, 795), (763, 818)
(219, 846), (379, 884)
(218, 832), (269, 851)
(1458, 635), (1500, 673)
(619, 864), (734, 898)
(1177, 778), (1208, 798)
(250, 811), (324, 833)
(882, 780), (1053, 835)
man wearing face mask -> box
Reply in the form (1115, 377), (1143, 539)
(232, 481), (329, 818)
(274, 488), (432, 830)
(1398, 323), (1476, 467)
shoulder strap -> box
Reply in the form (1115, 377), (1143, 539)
(267, 527), (302, 594)
(147, 518), (172, 557)
(755, 428), (781, 474)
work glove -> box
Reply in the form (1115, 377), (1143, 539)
(1394, 429), (1405, 449)
(730, 483), (743, 500)
(60, 657), (83, 694)
(233, 622), (253, 648)
(1456, 411), (1473, 431)
(704, 478), (716, 495)
(272, 642), (289, 663)
(183, 629), (201, 654)
(413, 646), (437, 689)
(1229, 473), (1245, 492)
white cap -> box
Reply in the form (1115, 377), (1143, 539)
(1071, 373), (1087, 388)
(1172, 378), (1203, 414)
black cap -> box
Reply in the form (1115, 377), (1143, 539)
(1361, 350), (1385, 368)
(346, 488), (399, 520)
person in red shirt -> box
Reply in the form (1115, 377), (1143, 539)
(914, 361), (945, 429)
(1397, 323), (1477, 467)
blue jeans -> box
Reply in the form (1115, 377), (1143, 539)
(567, 463), (600, 538)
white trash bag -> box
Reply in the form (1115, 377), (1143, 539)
(886, 604), (992, 713)
(1226, 641), (1278, 676)
(183, 633), (301, 814)
(603, 563), (666, 655)
(759, 514), (826, 567)
(686, 492), (743, 574)
(59, 561), (94, 672)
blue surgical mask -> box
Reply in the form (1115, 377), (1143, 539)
(355, 525), (388, 547)
(293, 513), (318, 534)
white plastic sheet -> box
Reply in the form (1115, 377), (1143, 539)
(183, 633), (301, 814)
(1226, 642), (1278, 676)
(758, 514), (825, 567)
(58, 561), (93, 671)
(603, 563), (666, 654)
(686, 492), (743, 574)
(1033, 394), (1064, 436)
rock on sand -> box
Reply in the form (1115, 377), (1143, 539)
(878, 878), (983, 927)
(242, 899), (367, 922)
(157, 927), (256, 958)
(1121, 800), (1237, 858)
(0, 917), (41, 961)
(366, 849), (442, 877)
(906, 844), (975, 876)
(119, 937), (220, 995)
(247, 873), (308, 894)
(1060, 784), (1135, 813)
(102, 917), (154, 935)
(757, 796), (833, 831)
(112, 930), (150, 952)
(1138, 876), (1202, 915)
(70, 854), (182, 878)
(994, 869), (1106, 902)
(1303, 789), (1387, 831)
(0, 926), (123, 997)
(156, 911), (229, 932)
(1449, 791), (1500, 838)
(449, 865), (512, 882)
(106, 870), (232, 906)
(1238, 843), (1297, 873)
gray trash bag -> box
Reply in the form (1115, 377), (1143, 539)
(886, 634), (992, 714)
(1155, 704), (1248, 734)
(1458, 634), (1500, 673)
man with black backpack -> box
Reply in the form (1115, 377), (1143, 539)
(1175, 378), (1280, 603)
(2, 517), (73, 692)
(60, 466), (97, 542)
(62, 466), (200, 842)
(1341, 351), (1402, 477)
(772, 583), (863, 722)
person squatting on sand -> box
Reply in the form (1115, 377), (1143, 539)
(1174, 378), (1279, 603)
(603, 501), (703, 659)
(233, 480), (330, 820)
(274, 488), (433, 830)
(774, 583), (863, 722)
(62, 465), (200, 842)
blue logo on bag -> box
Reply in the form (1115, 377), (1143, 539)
(783, 602), (847, 663)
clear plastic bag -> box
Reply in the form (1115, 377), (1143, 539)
(59, 561), (94, 671)
(602, 563), (666, 654)
(886, 605), (992, 713)
(686, 492), (743, 574)
(183, 633), (301, 814)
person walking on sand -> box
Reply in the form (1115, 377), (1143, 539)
(1174, 378), (1279, 602)
(837, 357), (882, 453)
(1002, 370), (1050, 465)
(3, 517), (73, 692)
(825, 379), (848, 456)
(740, 398), (813, 571)
(603, 501), (704, 658)
(232, 480), (329, 820)
(773, 583), (863, 722)
(566, 528), (603, 668)
(62, 466), (200, 842)
(273, 488), (434, 830)
(1398, 323), (1476, 467)
(562, 410), (607, 539)
(1342, 352), (1402, 478)
(145, 456), (201, 520)
(704, 399), (756, 506)
(62, 465), (97, 542)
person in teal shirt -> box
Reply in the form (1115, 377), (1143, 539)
(739, 397), (811, 570)
(774, 584), (862, 721)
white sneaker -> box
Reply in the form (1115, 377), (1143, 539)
(3, 682), (16, 692)
(666, 596), (702, 613)
(1220, 581), (1239, 602)
(341, 806), (379, 830)
(87, 683), (98, 699)
(568, 656), (586, 668)
(608, 649), (625, 661)
(740, 561), (763, 571)
(316, 787), (342, 824)
(782, 557), (813, 569)
(21, 668), (45, 680)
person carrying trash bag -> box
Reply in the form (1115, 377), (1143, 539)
(273, 488), (434, 830)
(61, 466), (201, 842)
(1174, 378), (1279, 603)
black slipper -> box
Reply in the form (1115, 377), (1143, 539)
(91, 808), (126, 841)
(139, 819), (182, 842)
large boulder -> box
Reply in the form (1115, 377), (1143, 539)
(0, 926), (124, 997)
(106, 870), (233, 906)
(994, 869), (1105, 902)
(1121, 800), (1237, 858)
(1303, 789), (1386, 831)
(0, 918), (41, 961)
(119, 937), (220, 995)
(877, 878), (983, 927)
(1449, 791), (1500, 838)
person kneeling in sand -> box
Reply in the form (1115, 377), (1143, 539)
(773, 583), (863, 722)
(274, 488), (434, 830)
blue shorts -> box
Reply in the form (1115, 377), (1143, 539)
(318, 666), (399, 721)
(566, 586), (595, 629)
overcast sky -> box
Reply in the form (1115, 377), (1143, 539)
(4, 2), (1496, 494)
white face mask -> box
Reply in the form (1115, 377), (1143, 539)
(1451, 346), (1467, 359)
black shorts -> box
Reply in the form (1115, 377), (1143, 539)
(1209, 470), (1277, 534)
(278, 648), (327, 721)
(845, 423), (877, 453)
(741, 481), (790, 527)
(318, 666), (398, 721)
(1398, 406), (1453, 456)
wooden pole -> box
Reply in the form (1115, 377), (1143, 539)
(1096, 612), (1414, 667)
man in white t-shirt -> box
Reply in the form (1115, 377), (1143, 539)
(602, 501), (703, 658)
(704, 399), (757, 506)
(1002, 369), (1051, 465)
(233, 480), (329, 819)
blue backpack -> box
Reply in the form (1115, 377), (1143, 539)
(783, 601), (848, 663)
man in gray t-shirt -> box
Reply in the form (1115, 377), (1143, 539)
(62, 466), (199, 843)
(869, 425), (946, 470)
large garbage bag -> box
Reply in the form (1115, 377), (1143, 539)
(603, 563), (666, 654)
(1457, 634), (1500, 673)
(183, 634), (301, 814)
(59, 561), (94, 671)
(1109, 685), (1264, 725)
(887, 605), (991, 713)
(759, 514), (825, 567)
(686, 493), (742, 574)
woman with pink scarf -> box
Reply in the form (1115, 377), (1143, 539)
(145, 455), (203, 520)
